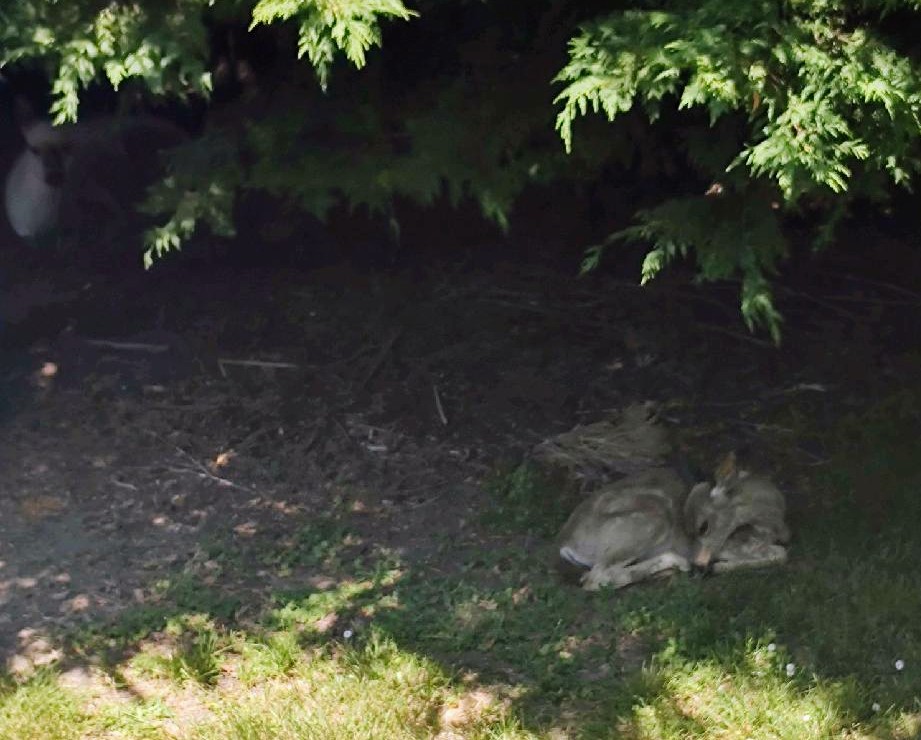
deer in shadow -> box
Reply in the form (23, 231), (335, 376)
(558, 452), (790, 591)
(4, 97), (187, 247)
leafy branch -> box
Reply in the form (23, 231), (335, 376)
(556, 0), (921, 338)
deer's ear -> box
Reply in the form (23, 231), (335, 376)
(714, 451), (737, 484)
(684, 482), (711, 527)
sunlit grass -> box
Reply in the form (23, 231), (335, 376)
(191, 632), (511, 740)
(4, 618), (917, 739)
(2, 570), (919, 739)
(130, 616), (225, 687)
(96, 698), (174, 739)
(0, 671), (89, 740)
(235, 631), (302, 684)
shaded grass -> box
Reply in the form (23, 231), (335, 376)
(483, 461), (579, 537)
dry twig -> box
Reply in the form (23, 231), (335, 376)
(432, 384), (449, 426)
(85, 339), (169, 353)
(217, 358), (299, 377)
(171, 446), (253, 492)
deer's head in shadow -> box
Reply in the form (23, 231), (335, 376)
(4, 97), (187, 246)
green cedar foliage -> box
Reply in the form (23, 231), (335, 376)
(556, 0), (921, 339)
(142, 3), (624, 267)
(0, 2), (213, 121)
(4, 1), (921, 339)
(250, 0), (416, 91)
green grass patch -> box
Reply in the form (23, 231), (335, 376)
(264, 517), (356, 571)
(68, 574), (241, 662)
(130, 615), (226, 686)
(483, 461), (578, 536)
(189, 631), (521, 739)
(235, 630), (303, 684)
(0, 671), (90, 740)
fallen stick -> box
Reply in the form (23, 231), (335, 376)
(85, 339), (170, 353)
(432, 384), (448, 426)
(171, 446), (253, 492)
(217, 358), (299, 377)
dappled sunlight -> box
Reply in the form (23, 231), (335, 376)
(0, 671), (89, 740)
(612, 644), (921, 739)
(0, 389), (337, 670)
(0, 597), (530, 738)
(0, 526), (919, 738)
(620, 647), (865, 739)
(0, 412), (918, 738)
(187, 635), (508, 740)
(6, 628), (64, 677)
(0, 663), (194, 738)
(269, 566), (404, 638)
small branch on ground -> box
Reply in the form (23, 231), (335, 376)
(217, 358), (299, 377)
(433, 384), (449, 426)
(85, 339), (170, 353)
(171, 445), (253, 491)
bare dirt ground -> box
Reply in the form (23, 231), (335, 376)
(0, 235), (916, 670)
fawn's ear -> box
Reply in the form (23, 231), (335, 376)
(714, 450), (737, 485)
(684, 481), (712, 529)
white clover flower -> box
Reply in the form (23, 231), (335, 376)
(785, 663), (796, 677)
(895, 659), (905, 671)
(343, 629), (354, 640)
(872, 703), (881, 713)
(767, 643), (776, 653)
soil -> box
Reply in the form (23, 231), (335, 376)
(0, 233), (918, 666)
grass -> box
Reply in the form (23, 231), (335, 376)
(2, 394), (921, 738)
(129, 615), (225, 686)
(483, 461), (579, 537)
(0, 671), (88, 740)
